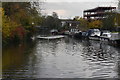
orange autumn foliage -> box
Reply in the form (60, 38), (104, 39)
(11, 27), (26, 40)
(88, 20), (102, 29)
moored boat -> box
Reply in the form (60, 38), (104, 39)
(37, 35), (65, 40)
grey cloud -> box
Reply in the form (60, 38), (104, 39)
(42, 2), (117, 19)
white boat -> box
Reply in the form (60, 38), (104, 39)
(100, 31), (111, 39)
(37, 35), (65, 40)
(87, 29), (101, 37)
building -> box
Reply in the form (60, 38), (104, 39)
(83, 7), (116, 19)
(61, 19), (80, 29)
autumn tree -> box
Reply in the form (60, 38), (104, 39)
(2, 2), (43, 45)
(2, 2), (41, 26)
(88, 20), (102, 29)
(115, 13), (120, 27)
(2, 8), (20, 44)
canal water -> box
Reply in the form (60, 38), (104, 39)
(2, 36), (120, 78)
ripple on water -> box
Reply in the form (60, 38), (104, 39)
(2, 38), (120, 78)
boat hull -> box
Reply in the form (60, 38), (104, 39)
(37, 35), (65, 40)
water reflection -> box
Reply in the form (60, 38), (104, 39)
(82, 40), (116, 61)
(81, 40), (120, 78)
(2, 41), (37, 78)
(2, 37), (120, 78)
(116, 48), (120, 79)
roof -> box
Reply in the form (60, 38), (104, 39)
(60, 19), (73, 21)
(60, 19), (80, 23)
(84, 7), (116, 12)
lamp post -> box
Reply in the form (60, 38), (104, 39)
(32, 22), (34, 25)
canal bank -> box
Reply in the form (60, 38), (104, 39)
(2, 36), (120, 79)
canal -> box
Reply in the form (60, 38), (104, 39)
(2, 36), (120, 78)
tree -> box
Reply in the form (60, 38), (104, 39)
(52, 12), (58, 19)
(45, 16), (55, 29)
(88, 20), (102, 29)
(78, 18), (88, 31)
(117, 13), (120, 26)
(41, 12), (61, 30)
(2, 8), (20, 44)
(2, 2), (43, 45)
(102, 13), (115, 31)
(2, 2), (42, 26)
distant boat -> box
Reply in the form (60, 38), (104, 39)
(37, 35), (65, 40)
(50, 29), (58, 35)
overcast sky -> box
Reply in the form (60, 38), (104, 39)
(41, 0), (118, 19)
(45, 0), (117, 2)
